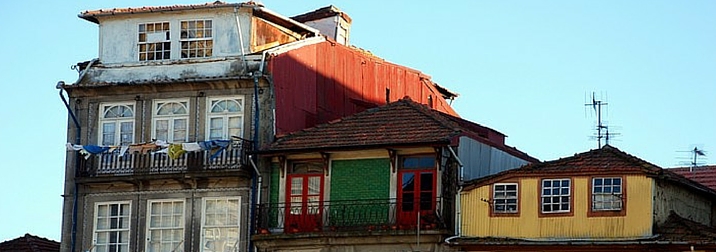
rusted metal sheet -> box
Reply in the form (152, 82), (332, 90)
(269, 40), (458, 135)
(251, 17), (301, 53)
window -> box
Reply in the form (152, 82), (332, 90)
(93, 202), (130, 252)
(592, 177), (623, 211)
(153, 100), (189, 143)
(493, 183), (518, 214)
(146, 200), (184, 252)
(541, 178), (571, 213)
(139, 22), (171, 61)
(207, 97), (244, 140)
(201, 197), (240, 252)
(181, 20), (213, 58)
(99, 103), (135, 146)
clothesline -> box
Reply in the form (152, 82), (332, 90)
(66, 139), (235, 160)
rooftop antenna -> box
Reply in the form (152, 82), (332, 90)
(677, 146), (707, 172)
(584, 92), (615, 148)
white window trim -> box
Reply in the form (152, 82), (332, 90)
(138, 21), (171, 61)
(99, 102), (135, 146)
(200, 197), (241, 252)
(179, 19), (214, 59)
(493, 183), (518, 213)
(206, 96), (245, 140)
(92, 201), (132, 252)
(540, 178), (571, 214)
(592, 177), (623, 211)
(146, 199), (185, 252)
(152, 99), (190, 143)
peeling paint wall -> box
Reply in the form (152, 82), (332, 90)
(653, 180), (713, 226)
(95, 7), (250, 64)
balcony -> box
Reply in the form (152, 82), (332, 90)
(254, 198), (446, 236)
(76, 138), (252, 178)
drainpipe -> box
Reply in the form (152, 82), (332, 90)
(234, 7), (248, 74)
(445, 146), (464, 243)
(58, 57), (97, 252)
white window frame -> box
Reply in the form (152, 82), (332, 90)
(201, 197), (241, 252)
(138, 21), (171, 61)
(152, 99), (190, 143)
(206, 96), (244, 140)
(93, 201), (131, 252)
(146, 199), (185, 252)
(541, 178), (571, 213)
(592, 177), (623, 211)
(99, 102), (135, 146)
(180, 19), (213, 59)
(493, 183), (518, 213)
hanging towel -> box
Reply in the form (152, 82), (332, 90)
(182, 142), (202, 152)
(168, 144), (186, 159)
(82, 145), (111, 154)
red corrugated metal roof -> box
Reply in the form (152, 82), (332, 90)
(269, 39), (459, 136)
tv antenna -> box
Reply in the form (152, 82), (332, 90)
(584, 92), (616, 148)
(677, 146), (707, 171)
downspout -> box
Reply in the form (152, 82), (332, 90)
(58, 57), (97, 252)
(234, 7), (248, 74)
(445, 146), (464, 244)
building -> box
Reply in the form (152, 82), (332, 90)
(0, 234), (60, 252)
(450, 145), (716, 251)
(59, 2), (459, 252)
(252, 98), (536, 252)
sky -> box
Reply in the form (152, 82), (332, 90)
(0, 0), (714, 243)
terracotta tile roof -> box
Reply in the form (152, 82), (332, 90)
(657, 211), (716, 243)
(669, 165), (716, 191)
(464, 145), (716, 197)
(262, 98), (536, 162)
(79, 1), (247, 23)
(0, 234), (60, 252)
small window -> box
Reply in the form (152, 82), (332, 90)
(93, 202), (131, 252)
(493, 183), (518, 214)
(592, 177), (623, 211)
(99, 103), (135, 146)
(202, 197), (240, 252)
(153, 100), (189, 143)
(146, 200), (184, 252)
(181, 20), (213, 58)
(139, 22), (171, 61)
(206, 96), (244, 140)
(541, 178), (571, 213)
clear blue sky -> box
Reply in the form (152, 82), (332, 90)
(1, 0), (714, 242)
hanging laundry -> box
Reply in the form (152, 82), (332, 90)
(82, 145), (111, 154)
(181, 142), (202, 152)
(128, 142), (159, 154)
(66, 143), (83, 151)
(199, 140), (231, 160)
(168, 144), (186, 159)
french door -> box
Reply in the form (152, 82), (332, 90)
(285, 162), (324, 232)
(397, 156), (437, 228)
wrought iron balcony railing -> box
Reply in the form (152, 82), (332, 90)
(77, 138), (252, 177)
(254, 198), (445, 235)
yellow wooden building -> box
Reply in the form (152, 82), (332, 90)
(450, 145), (716, 251)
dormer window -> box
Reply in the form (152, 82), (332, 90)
(181, 20), (213, 58)
(138, 22), (170, 61)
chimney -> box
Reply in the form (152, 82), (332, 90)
(291, 5), (352, 45)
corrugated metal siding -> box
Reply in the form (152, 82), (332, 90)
(461, 175), (653, 238)
(458, 136), (529, 180)
(269, 40), (458, 135)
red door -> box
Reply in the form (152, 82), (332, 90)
(397, 156), (437, 229)
(285, 162), (324, 233)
